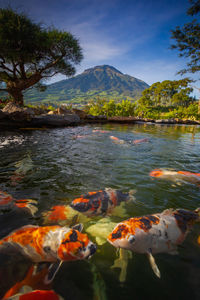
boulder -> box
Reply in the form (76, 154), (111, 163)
(155, 119), (176, 124)
(31, 113), (80, 127)
(71, 108), (88, 119)
(2, 102), (35, 121)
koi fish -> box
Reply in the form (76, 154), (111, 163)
(0, 191), (38, 239)
(2, 264), (51, 299)
(0, 224), (96, 264)
(70, 188), (135, 217)
(10, 155), (33, 186)
(6, 289), (63, 300)
(109, 136), (126, 144)
(107, 208), (200, 278)
(0, 190), (37, 216)
(92, 130), (108, 133)
(132, 138), (149, 144)
(42, 205), (89, 226)
(150, 169), (200, 186)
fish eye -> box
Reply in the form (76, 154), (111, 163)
(128, 235), (135, 244)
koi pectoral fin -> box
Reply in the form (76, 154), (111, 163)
(44, 261), (63, 284)
(147, 251), (161, 279)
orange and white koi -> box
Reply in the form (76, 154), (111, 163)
(107, 208), (200, 278)
(2, 264), (51, 299)
(70, 188), (134, 217)
(6, 289), (63, 300)
(109, 136), (126, 144)
(0, 190), (37, 216)
(42, 205), (88, 226)
(0, 225), (96, 263)
(150, 169), (200, 186)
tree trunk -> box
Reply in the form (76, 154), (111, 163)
(8, 89), (24, 106)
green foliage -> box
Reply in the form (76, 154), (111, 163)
(171, 0), (200, 75)
(0, 8), (83, 105)
(139, 79), (193, 107)
(134, 102), (199, 120)
(87, 99), (136, 117)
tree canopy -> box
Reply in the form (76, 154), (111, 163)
(171, 0), (200, 76)
(0, 8), (83, 105)
(138, 78), (194, 107)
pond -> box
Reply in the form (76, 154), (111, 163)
(0, 123), (200, 300)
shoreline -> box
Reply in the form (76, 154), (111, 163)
(0, 103), (200, 129)
(0, 114), (200, 129)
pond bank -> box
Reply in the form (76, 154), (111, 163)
(0, 103), (200, 129)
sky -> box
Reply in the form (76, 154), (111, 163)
(0, 0), (199, 95)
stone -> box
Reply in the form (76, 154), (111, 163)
(2, 102), (35, 121)
(31, 113), (80, 127)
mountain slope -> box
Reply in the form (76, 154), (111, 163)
(25, 65), (149, 104)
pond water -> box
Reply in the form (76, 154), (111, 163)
(0, 123), (200, 300)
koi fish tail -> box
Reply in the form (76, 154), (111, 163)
(128, 190), (136, 202)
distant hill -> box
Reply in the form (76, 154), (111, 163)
(3, 65), (149, 105)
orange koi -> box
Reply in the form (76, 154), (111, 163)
(150, 169), (200, 186)
(70, 188), (134, 217)
(0, 190), (37, 216)
(0, 225), (96, 263)
(132, 138), (149, 144)
(108, 208), (200, 278)
(109, 136), (125, 144)
(6, 290), (63, 300)
(42, 205), (79, 226)
(92, 130), (108, 133)
(2, 264), (51, 299)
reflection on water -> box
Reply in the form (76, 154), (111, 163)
(0, 123), (200, 299)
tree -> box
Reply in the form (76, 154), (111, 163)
(0, 8), (83, 105)
(138, 79), (193, 107)
(171, 0), (200, 76)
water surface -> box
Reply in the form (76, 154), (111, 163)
(0, 123), (200, 299)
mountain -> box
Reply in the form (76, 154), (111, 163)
(25, 65), (149, 104)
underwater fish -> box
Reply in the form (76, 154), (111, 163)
(6, 289), (64, 300)
(0, 190), (15, 209)
(70, 188), (135, 217)
(92, 130), (108, 133)
(0, 190), (37, 216)
(132, 138), (149, 144)
(107, 208), (200, 278)
(0, 191), (38, 239)
(150, 169), (200, 186)
(2, 264), (51, 299)
(10, 155), (33, 186)
(42, 205), (89, 226)
(109, 136), (126, 144)
(0, 225), (96, 263)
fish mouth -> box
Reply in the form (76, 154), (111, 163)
(85, 243), (97, 259)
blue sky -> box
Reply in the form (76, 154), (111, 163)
(0, 0), (198, 93)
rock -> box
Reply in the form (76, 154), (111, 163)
(108, 116), (136, 123)
(155, 119), (176, 124)
(31, 114), (80, 127)
(2, 102), (35, 121)
(72, 108), (88, 119)
(47, 110), (56, 115)
(57, 106), (72, 115)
